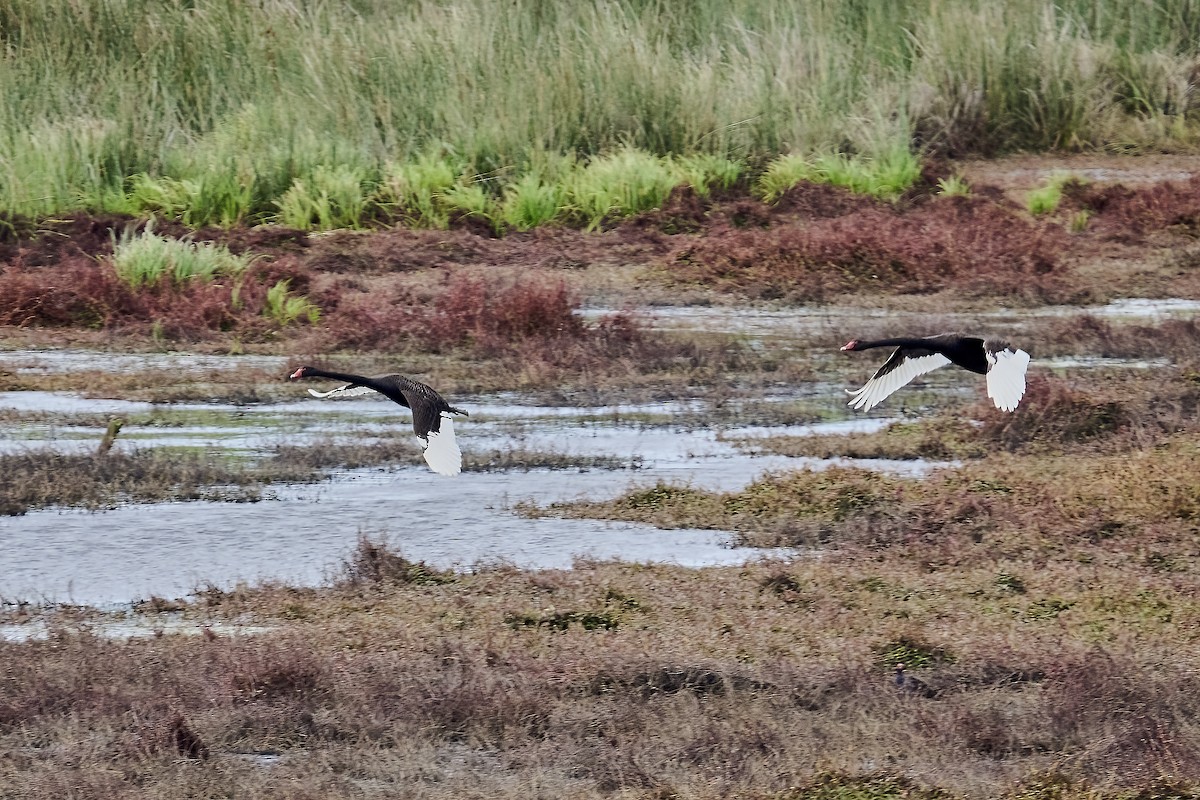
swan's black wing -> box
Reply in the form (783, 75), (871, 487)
(370, 375), (454, 438)
(376, 374), (467, 476)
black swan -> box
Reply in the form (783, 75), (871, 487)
(289, 366), (469, 476)
(841, 333), (1030, 412)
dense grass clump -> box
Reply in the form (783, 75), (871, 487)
(110, 223), (257, 289)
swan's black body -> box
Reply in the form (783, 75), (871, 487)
(289, 366), (468, 440)
(843, 333), (999, 375)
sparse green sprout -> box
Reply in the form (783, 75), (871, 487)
(111, 223), (256, 289)
(936, 174), (970, 197)
(1026, 172), (1077, 216)
(995, 572), (1027, 594)
(875, 638), (956, 670)
(263, 279), (321, 326)
(1069, 209), (1092, 232)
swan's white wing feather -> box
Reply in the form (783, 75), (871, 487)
(421, 414), (462, 476)
(985, 348), (1030, 411)
(307, 384), (378, 399)
(847, 353), (951, 411)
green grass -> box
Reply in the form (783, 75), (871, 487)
(936, 174), (971, 197)
(262, 280), (320, 327)
(110, 223), (257, 289)
(276, 165), (370, 231)
(1, 0), (1198, 222)
(756, 147), (923, 202)
(1027, 172), (1077, 215)
(567, 146), (683, 230)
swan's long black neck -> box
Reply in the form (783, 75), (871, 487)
(297, 367), (376, 387)
(855, 337), (933, 350)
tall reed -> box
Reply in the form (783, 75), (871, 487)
(0, 0), (1196, 220)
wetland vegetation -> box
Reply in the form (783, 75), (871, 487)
(3, 1), (1200, 797)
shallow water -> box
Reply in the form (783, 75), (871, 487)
(4, 296), (1188, 607)
(580, 297), (1200, 337)
(2, 380), (944, 605)
(0, 349), (287, 374)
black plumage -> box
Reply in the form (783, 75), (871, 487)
(841, 333), (1030, 412)
(289, 366), (469, 475)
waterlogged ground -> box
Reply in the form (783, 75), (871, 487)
(3, 296), (1194, 606)
(0, 378), (909, 605)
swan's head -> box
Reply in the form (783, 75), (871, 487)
(840, 339), (861, 351)
(289, 366), (308, 380)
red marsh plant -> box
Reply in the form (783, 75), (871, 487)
(665, 191), (1066, 303)
(311, 271), (669, 371)
(1062, 174), (1200, 240)
(0, 249), (321, 341)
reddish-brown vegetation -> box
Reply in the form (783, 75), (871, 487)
(2, 165), (1199, 354)
(0, 257), (315, 340)
(664, 190), (1067, 303)
(1063, 174), (1200, 240)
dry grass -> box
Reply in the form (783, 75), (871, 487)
(5, 532), (1200, 798)
(0, 449), (314, 516)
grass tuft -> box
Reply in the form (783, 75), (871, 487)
(110, 223), (256, 289)
(262, 279), (321, 327)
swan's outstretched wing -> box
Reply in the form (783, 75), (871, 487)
(847, 348), (951, 411)
(985, 346), (1030, 411)
(306, 372), (465, 475)
(420, 415), (463, 476)
(390, 376), (465, 476)
(306, 384), (377, 399)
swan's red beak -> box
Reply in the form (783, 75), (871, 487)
(289, 367), (305, 380)
(840, 340), (857, 351)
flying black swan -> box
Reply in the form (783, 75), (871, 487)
(841, 333), (1030, 412)
(289, 366), (469, 476)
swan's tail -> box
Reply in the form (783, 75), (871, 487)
(422, 415), (463, 476)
